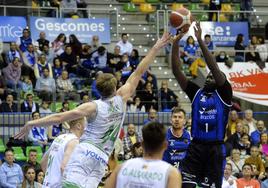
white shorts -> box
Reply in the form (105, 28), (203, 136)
(62, 142), (108, 188)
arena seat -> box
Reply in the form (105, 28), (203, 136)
(188, 3), (200, 11)
(190, 0), (201, 3)
(221, 3), (233, 13)
(201, 0), (210, 4)
(232, 0), (241, 3)
(12, 147), (27, 162)
(160, 0), (174, 3)
(171, 3), (184, 11)
(156, 3), (169, 10)
(0, 138), (5, 153)
(69, 101), (79, 110)
(146, 0), (160, 3)
(123, 3), (138, 12)
(176, 0), (188, 3)
(50, 102), (62, 112)
(221, 0), (231, 3)
(140, 3), (156, 13)
(132, 0), (146, 3)
(117, 0), (131, 2)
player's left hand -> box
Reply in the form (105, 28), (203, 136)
(194, 21), (202, 40)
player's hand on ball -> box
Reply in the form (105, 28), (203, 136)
(172, 30), (185, 43)
(194, 21), (202, 40)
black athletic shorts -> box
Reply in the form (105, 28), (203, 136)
(180, 140), (226, 188)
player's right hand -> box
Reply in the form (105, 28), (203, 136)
(14, 122), (32, 139)
(172, 31), (185, 43)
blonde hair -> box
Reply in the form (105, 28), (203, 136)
(96, 73), (117, 98)
(63, 117), (85, 130)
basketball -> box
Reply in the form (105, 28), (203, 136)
(169, 7), (194, 33)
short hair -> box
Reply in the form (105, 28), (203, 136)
(204, 34), (211, 38)
(171, 107), (186, 117)
(142, 122), (166, 153)
(66, 117), (85, 129)
(42, 67), (49, 72)
(121, 33), (128, 38)
(4, 148), (14, 155)
(96, 73), (117, 98)
(31, 111), (39, 118)
(226, 162), (233, 171)
(29, 149), (37, 154)
(242, 163), (253, 171)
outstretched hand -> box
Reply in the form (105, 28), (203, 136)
(172, 30), (186, 44)
(14, 122), (32, 140)
(194, 21), (202, 40)
(154, 32), (172, 50)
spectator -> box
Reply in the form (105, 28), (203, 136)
(0, 148), (23, 187)
(259, 132), (268, 159)
(123, 124), (142, 160)
(90, 35), (100, 52)
(116, 33), (133, 55)
(139, 82), (158, 111)
(47, 123), (62, 142)
(22, 43), (38, 70)
(227, 149), (244, 178)
(34, 54), (53, 79)
(35, 169), (44, 185)
(251, 120), (266, 146)
(17, 28), (33, 52)
(21, 76), (33, 94)
(234, 34), (246, 62)
(52, 33), (66, 56)
(256, 36), (268, 62)
(112, 45), (122, 63)
(116, 53), (132, 80)
(145, 70), (158, 91)
(39, 101), (52, 114)
(80, 94), (90, 104)
(130, 142), (143, 158)
(243, 109), (257, 135)
(129, 49), (140, 70)
(261, 163), (268, 188)
(91, 46), (113, 73)
(245, 44), (262, 63)
(0, 94), (18, 112)
(208, 0), (221, 21)
(234, 133), (251, 159)
(21, 165), (42, 188)
(21, 93), (39, 112)
(60, 0), (77, 17)
(35, 67), (56, 100)
(80, 44), (92, 60)
(52, 57), (63, 79)
(69, 34), (82, 56)
(216, 51), (229, 62)
(6, 42), (21, 64)
(144, 108), (158, 124)
(56, 70), (80, 101)
(204, 34), (215, 52)
(128, 96), (146, 113)
(236, 163), (260, 188)
(0, 75), (6, 101)
(226, 121), (244, 156)
(160, 80), (178, 111)
(250, 35), (258, 48)
(183, 36), (198, 65)
(60, 101), (69, 112)
(227, 110), (241, 137)
(222, 163), (237, 188)
(22, 149), (42, 172)
(36, 32), (50, 52)
(244, 146), (265, 176)
(43, 44), (54, 65)
(28, 112), (48, 150)
(2, 57), (21, 90)
(60, 45), (78, 75)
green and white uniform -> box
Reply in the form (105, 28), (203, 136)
(43, 133), (77, 188)
(116, 158), (172, 188)
(62, 96), (125, 188)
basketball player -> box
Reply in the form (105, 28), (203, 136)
(15, 32), (171, 188)
(104, 122), (182, 188)
(171, 22), (232, 188)
(163, 107), (190, 168)
(41, 117), (86, 188)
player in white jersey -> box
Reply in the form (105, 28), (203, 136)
(105, 122), (182, 188)
(15, 32), (171, 188)
(41, 117), (86, 188)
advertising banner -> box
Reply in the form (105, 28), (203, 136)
(0, 16), (27, 42)
(30, 17), (111, 43)
(218, 63), (268, 106)
(170, 21), (249, 47)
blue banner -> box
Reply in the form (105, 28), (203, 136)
(170, 22), (249, 47)
(0, 16), (27, 42)
(30, 17), (111, 43)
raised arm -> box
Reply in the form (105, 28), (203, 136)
(171, 32), (189, 90)
(14, 102), (97, 139)
(117, 32), (171, 102)
(194, 22), (226, 86)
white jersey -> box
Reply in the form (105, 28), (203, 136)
(43, 133), (77, 188)
(116, 158), (172, 188)
(80, 95), (125, 157)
